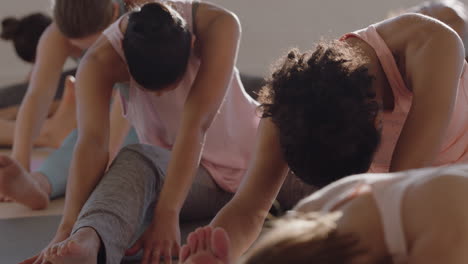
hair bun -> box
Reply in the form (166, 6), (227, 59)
(130, 3), (174, 38)
(1, 17), (20, 40)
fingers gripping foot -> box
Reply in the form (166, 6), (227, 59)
(44, 228), (100, 264)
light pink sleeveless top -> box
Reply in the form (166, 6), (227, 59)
(309, 165), (468, 263)
(343, 25), (468, 172)
(103, 0), (260, 192)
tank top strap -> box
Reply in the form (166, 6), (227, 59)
(103, 16), (127, 61)
(342, 25), (411, 108)
(368, 177), (410, 263)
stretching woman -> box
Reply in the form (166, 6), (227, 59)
(180, 2), (468, 262)
(24, 1), (315, 263)
(0, 12), (76, 147)
(0, 0), (140, 209)
(183, 164), (468, 264)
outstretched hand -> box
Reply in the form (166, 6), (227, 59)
(126, 213), (181, 264)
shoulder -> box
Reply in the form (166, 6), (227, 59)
(193, 2), (240, 37)
(380, 13), (464, 55)
(403, 172), (468, 254)
(35, 22), (78, 57)
(80, 34), (128, 81)
(39, 22), (71, 46)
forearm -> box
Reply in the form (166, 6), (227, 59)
(59, 140), (109, 231)
(211, 199), (269, 258)
(154, 126), (205, 216)
(12, 93), (56, 170)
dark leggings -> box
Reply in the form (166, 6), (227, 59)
(0, 68), (77, 109)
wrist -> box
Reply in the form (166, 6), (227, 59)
(57, 221), (74, 235)
(154, 204), (180, 219)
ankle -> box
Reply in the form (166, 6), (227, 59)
(77, 227), (102, 250)
(31, 172), (52, 196)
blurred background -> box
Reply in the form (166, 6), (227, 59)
(0, 0), (429, 86)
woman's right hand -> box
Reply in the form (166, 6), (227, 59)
(19, 228), (71, 264)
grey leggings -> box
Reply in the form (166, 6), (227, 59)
(72, 144), (315, 264)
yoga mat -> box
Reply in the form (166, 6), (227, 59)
(0, 198), (64, 219)
(0, 215), (209, 263)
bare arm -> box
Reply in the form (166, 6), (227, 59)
(12, 23), (74, 170)
(389, 18), (465, 171)
(211, 118), (290, 259)
(408, 0), (467, 45)
(58, 37), (128, 231)
(154, 3), (241, 219)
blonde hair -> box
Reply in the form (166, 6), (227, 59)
(241, 212), (365, 264)
(52, 0), (115, 38)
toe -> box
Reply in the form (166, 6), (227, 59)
(211, 228), (230, 262)
(179, 245), (191, 262)
(195, 228), (206, 251)
(187, 232), (198, 254)
(204, 227), (212, 252)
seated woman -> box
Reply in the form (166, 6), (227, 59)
(23, 1), (313, 264)
(180, 3), (468, 262)
(183, 164), (468, 264)
(0, 12), (76, 147)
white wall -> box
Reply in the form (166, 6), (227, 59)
(0, 0), (52, 85)
(0, 0), (447, 86)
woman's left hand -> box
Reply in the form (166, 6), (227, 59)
(126, 212), (181, 264)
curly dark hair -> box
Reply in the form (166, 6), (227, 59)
(259, 41), (381, 187)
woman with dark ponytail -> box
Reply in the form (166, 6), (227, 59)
(0, 13), (82, 150)
(28, 1), (314, 264)
(1, 13), (52, 63)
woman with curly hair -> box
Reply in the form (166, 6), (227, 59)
(180, 1), (468, 263)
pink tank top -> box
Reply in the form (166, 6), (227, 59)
(103, 0), (260, 192)
(343, 25), (468, 172)
(303, 165), (468, 263)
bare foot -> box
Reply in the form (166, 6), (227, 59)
(0, 155), (50, 209)
(180, 227), (230, 264)
(45, 227), (100, 264)
(36, 76), (77, 148)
